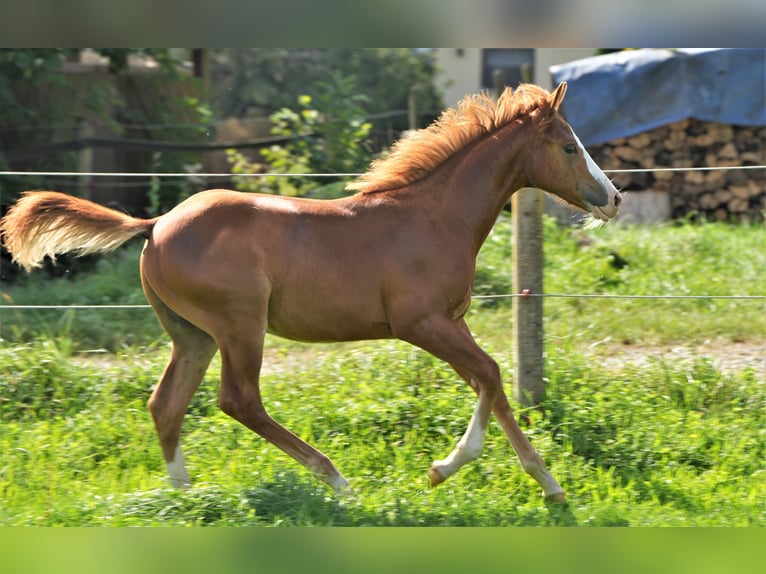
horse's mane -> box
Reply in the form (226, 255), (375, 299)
(347, 83), (555, 193)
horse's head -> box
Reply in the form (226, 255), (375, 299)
(523, 82), (622, 221)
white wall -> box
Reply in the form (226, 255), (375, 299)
(435, 48), (484, 107)
(435, 48), (597, 106)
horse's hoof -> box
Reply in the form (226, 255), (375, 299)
(428, 465), (446, 487)
(168, 476), (191, 489)
(544, 491), (568, 506)
(335, 484), (354, 496)
(326, 474), (350, 495)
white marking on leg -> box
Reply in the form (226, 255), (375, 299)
(517, 450), (565, 500)
(494, 404), (566, 501)
(431, 400), (487, 481)
(166, 445), (191, 488)
(327, 473), (350, 494)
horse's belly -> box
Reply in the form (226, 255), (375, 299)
(265, 291), (392, 342)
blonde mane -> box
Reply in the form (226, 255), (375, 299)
(347, 83), (555, 193)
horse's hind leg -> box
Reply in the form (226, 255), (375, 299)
(142, 277), (217, 487)
(215, 315), (349, 493)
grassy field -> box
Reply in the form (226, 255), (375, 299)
(1, 216), (764, 526)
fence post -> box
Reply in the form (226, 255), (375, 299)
(493, 69), (505, 100)
(499, 65), (545, 406)
(77, 118), (94, 200)
(512, 188), (545, 406)
(408, 86), (419, 131)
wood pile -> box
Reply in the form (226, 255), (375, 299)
(587, 119), (765, 222)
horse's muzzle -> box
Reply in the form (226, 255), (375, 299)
(587, 183), (622, 221)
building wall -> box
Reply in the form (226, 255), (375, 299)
(435, 48), (597, 107)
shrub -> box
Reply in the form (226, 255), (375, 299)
(228, 73), (372, 198)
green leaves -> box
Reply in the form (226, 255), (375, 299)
(230, 73), (372, 198)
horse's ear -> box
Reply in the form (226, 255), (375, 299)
(550, 82), (567, 111)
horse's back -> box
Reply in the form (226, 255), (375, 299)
(140, 189), (394, 342)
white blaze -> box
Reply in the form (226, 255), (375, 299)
(571, 128), (621, 220)
(573, 130), (615, 192)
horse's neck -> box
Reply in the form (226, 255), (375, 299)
(435, 120), (530, 253)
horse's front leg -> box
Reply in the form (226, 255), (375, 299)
(401, 315), (566, 503)
(450, 359), (566, 504)
(490, 392), (566, 504)
(399, 314), (502, 483)
(428, 388), (496, 486)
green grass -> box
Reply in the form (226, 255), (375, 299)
(1, 217), (765, 525)
(0, 337), (763, 526)
(0, 250), (164, 350)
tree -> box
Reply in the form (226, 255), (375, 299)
(0, 49), (210, 213)
(210, 49), (443, 129)
(0, 49), (211, 280)
(228, 72), (373, 198)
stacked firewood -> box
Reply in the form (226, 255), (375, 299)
(587, 119), (765, 222)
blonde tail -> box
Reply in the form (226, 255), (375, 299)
(0, 191), (157, 271)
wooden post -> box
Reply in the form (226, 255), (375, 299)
(493, 69), (505, 99)
(77, 118), (94, 200)
(509, 63), (545, 406)
(484, 69), (548, 406)
(192, 48), (212, 95)
(512, 188), (545, 406)
(408, 86), (419, 131)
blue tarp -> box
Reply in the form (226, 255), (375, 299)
(549, 48), (766, 146)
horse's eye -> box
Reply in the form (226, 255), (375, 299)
(563, 143), (577, 155)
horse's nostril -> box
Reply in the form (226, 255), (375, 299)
(614, 193), (622, 208)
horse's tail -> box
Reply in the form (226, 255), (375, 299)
(0, 190), (159, 271)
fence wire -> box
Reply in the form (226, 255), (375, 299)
(3, 292), (766, 311)
(1, 165), (766, 179)
(1, 166), (765, 310)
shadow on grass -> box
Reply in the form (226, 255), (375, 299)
(118, 472), (585, 526)
(544, 499), (580, 526)
(238, 473), (584, 527)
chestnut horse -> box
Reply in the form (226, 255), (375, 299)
(1, 82), (621, 504)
